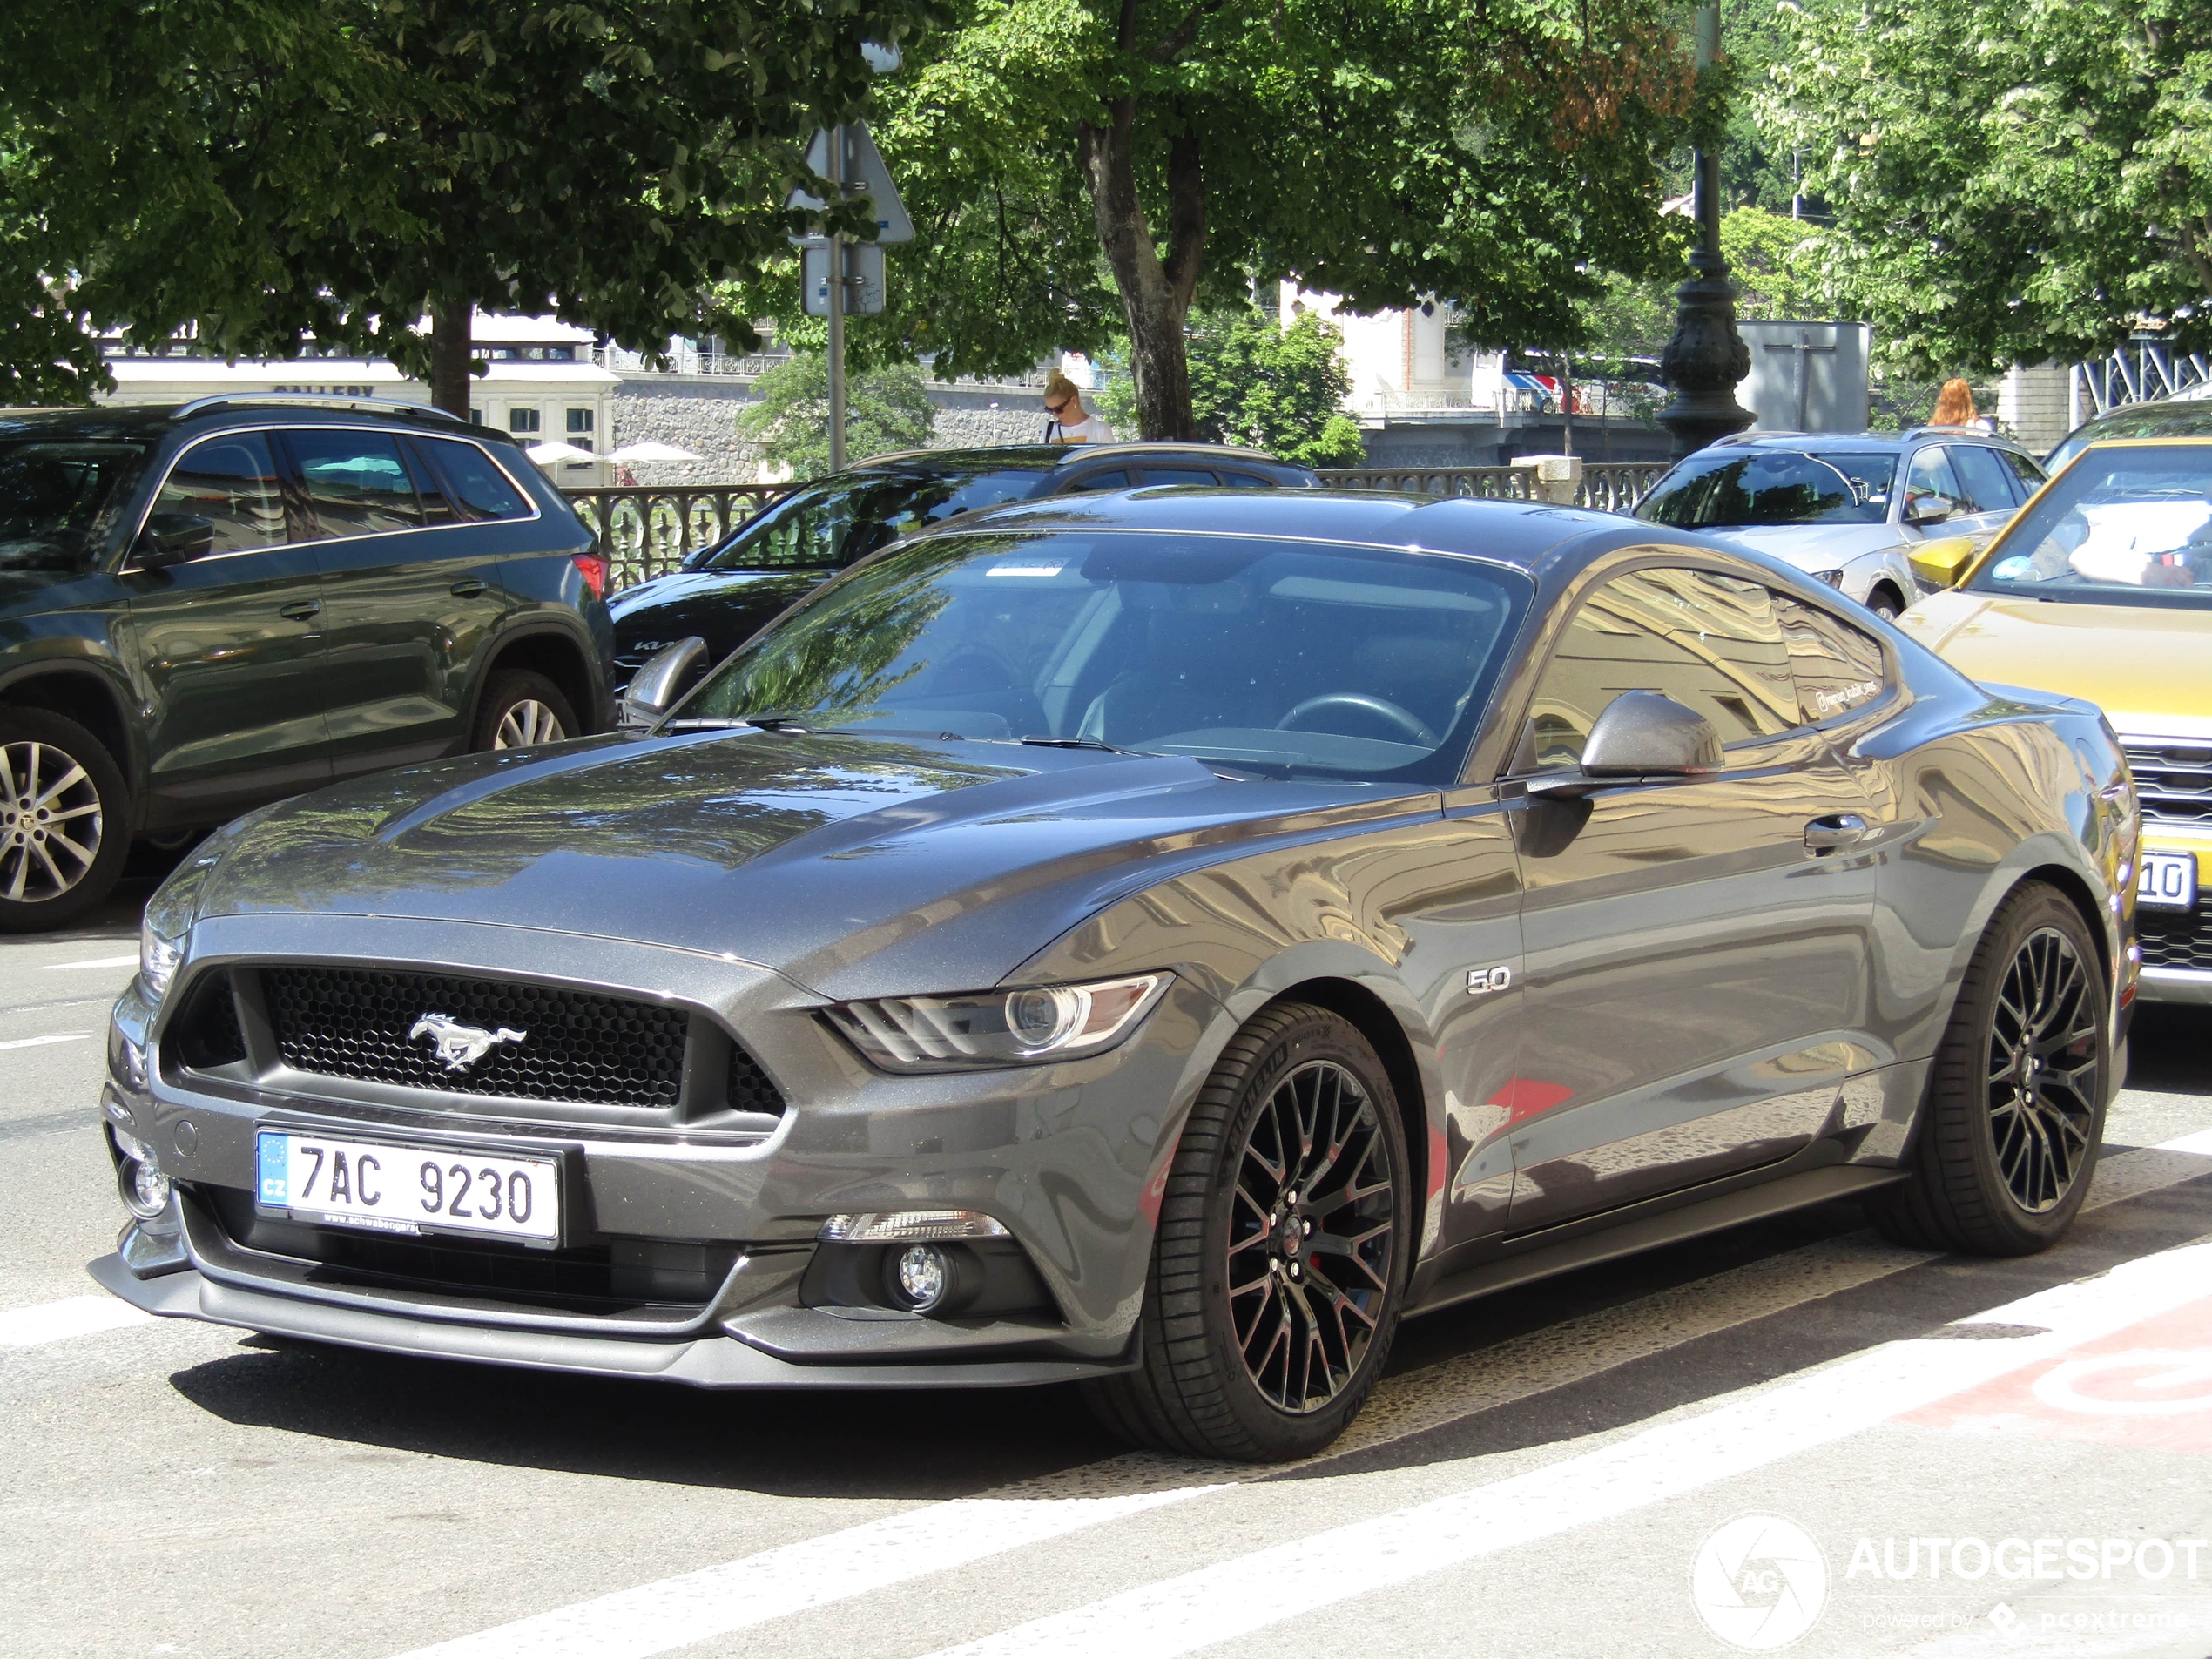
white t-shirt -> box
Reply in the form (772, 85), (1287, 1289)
(1049, 413), (1117, 444)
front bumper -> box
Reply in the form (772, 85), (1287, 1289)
(91, 913), (1209, 1386)
(2135, 826), (2212, 1005)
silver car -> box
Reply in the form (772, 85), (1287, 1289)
(1635, 429), (2048, 618)
(91, 489), (2134, 1462)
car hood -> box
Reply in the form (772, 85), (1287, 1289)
(0, 564), (106, 617)
(192, 731), (1434, 998)
(1896, 589), (2212, 738)
(1687, 523), (1899, 570)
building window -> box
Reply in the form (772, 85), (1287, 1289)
(508, 408), (542, 435)
(469, 407), (483, 426)
(567, 408), (594, 435)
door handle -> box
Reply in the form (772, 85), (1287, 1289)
(450, 578), (488, 597)
(1804, 813), (1869, 853)
(279, 600), (321, 621)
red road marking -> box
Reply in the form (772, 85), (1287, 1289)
(1904, 1295), (2212, 1453)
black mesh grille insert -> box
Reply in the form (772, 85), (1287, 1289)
(171, 972), (247, 1069)
(2124, 744), (2212, 826)
(2139, 909), (2212, 973)
(261, 967), (689, 1108)
(729, 1043), (785, 1116)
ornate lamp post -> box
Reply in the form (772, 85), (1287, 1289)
(1656, 1), (1754, 459)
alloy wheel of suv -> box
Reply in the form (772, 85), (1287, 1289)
(473, 670), (577, 753)
(0, 710), (131, 930)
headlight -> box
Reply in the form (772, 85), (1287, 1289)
(824, 973), (1170, 1073)
(1813, 569), (1846, 588)
(138, 846), (217, 1006)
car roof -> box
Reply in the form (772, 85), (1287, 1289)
(849, 441), (1299, 475)
(2066, 403), (2212, 444)
(0, 395), (513, 446)
(1693, 428), (2033, 456)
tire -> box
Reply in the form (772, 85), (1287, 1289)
(1867, 586), (1904, 622)
(1083, 1002), (1411, 1462)
(1868, 882), (2110, 1256)
(0, 707), (131, 933)
(470, 671), (577, 752)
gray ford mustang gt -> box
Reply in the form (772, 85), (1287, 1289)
(91, 488), (2139, 1462)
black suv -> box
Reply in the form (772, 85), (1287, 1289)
(0, 395), (614, 929)
(609, 442), (1318, 687)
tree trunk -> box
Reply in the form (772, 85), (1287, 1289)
(428, 300), (474, 419)
(1077, 107), (1205, 440)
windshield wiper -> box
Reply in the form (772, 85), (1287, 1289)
(1018, 735), (1150, 756)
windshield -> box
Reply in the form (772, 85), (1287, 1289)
(672, 530), (1534, 783)
(695, 469), (1040, 572)
(0, 440), (147, 571)
(1969, 443), (2212, 608)
(2046, 401), (2212, 475)
(1636, 450), (1897, 528)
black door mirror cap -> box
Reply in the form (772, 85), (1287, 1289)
(133, 513), (218, 570)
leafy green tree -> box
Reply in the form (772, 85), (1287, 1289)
(737, 352), (936, 479)
(1764, 0), (2212, 370)
(2, 0), (942, 409)
(1094, 307), (1364, 465)
(769, 0), (1703, 441)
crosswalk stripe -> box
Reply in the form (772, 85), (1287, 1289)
(38, 954), (138, 972)
(0, 1295), (152, 1347)
(388, 1489), (1225, 1659)
(0, 1032), (90, 1052)
(376, 1131), (2212, 1659)
(916, 1240), (2212, 1659)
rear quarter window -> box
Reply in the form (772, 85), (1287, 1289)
(419, 437), (532, 521)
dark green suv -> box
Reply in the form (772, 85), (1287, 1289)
(0, 395), (614, 929)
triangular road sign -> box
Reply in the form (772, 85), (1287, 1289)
(786, 121), (913, 244)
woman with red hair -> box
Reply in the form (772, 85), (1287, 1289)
(1930, 378), (1984, 428)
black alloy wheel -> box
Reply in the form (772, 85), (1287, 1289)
(0, 709), (132, 932)
(1084, 1002), (1410, 1462)
(1870, 882), (2109, 1255)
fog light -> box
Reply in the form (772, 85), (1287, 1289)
(118, 1156), (172, 1221)
(894, 1244), (950, 1312)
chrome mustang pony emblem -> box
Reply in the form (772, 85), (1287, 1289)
(408, 1013), (527, 1072)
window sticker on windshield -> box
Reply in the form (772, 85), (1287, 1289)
(986, 563), (1065, 577)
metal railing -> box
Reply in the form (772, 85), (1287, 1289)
(2070, 336), (2212, 421)
(563, 484), (792, 590)
(1315, 462), (1666, 512)
(1575, 462), (1670, 512)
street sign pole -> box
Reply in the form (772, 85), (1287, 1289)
(826, 125), (846, 474)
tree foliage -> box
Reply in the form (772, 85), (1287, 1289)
(1765, 0), (2212, 370)
(1094, 307), (1364, 466)
(0, 0), (944, 407)
(730, 0), (1704, 439)
(737, 351), (937, 479)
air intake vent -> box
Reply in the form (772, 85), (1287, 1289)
(2124, 743), (2212, 826)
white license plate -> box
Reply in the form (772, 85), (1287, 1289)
(256, 1131), (558, 1243)
(2138, 852), (2199, 911)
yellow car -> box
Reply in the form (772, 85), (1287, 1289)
(1898, 436), (2211, 1004)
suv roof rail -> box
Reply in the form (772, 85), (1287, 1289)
(172, 392), (465, 423)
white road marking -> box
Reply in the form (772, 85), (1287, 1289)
(918, 1241), (2212, 1659)
(0, 1032), (89, 1052)
(0, 1295), (153, 1348)
(390, 1489), (1226, 1659)
(37, 954), (138, 972)
(381, 1131), (2212, 1659)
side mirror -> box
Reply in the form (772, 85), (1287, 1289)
(1905, 496), (1953, 528)
(618, 636), (708, 732)
(1528, 691), (1721, 796)
(1907, 535), (1977, 590)
(133, 513), (216, 570)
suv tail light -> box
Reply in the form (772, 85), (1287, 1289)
(573, 553), (609, 599)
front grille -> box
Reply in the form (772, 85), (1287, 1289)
(204, 1187), (736, 1310)
(2139, 908), (2212, 973)
(261, 967), (689, 1108)
(2124, 743), (2212, 826)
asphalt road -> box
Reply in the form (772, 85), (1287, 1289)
(3, 883), (2209, 1659)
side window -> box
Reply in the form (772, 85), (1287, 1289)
(1518, 568), (1799, 772)
(2000, 448), (2047, 499)
(1064, 470), (1131, 492)
(154, 432), (287, 554)
(1903, 447), (1965, 517)
(419, 438), (530, 521)
(706, 484), (863, 570)
(1141, 467), (1221, 487)
(1949, 445), (2020, 513)
(287, 430), (422, 538)
(1780, 600), (1889, 723)
(1222, 470), (1278, 489)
